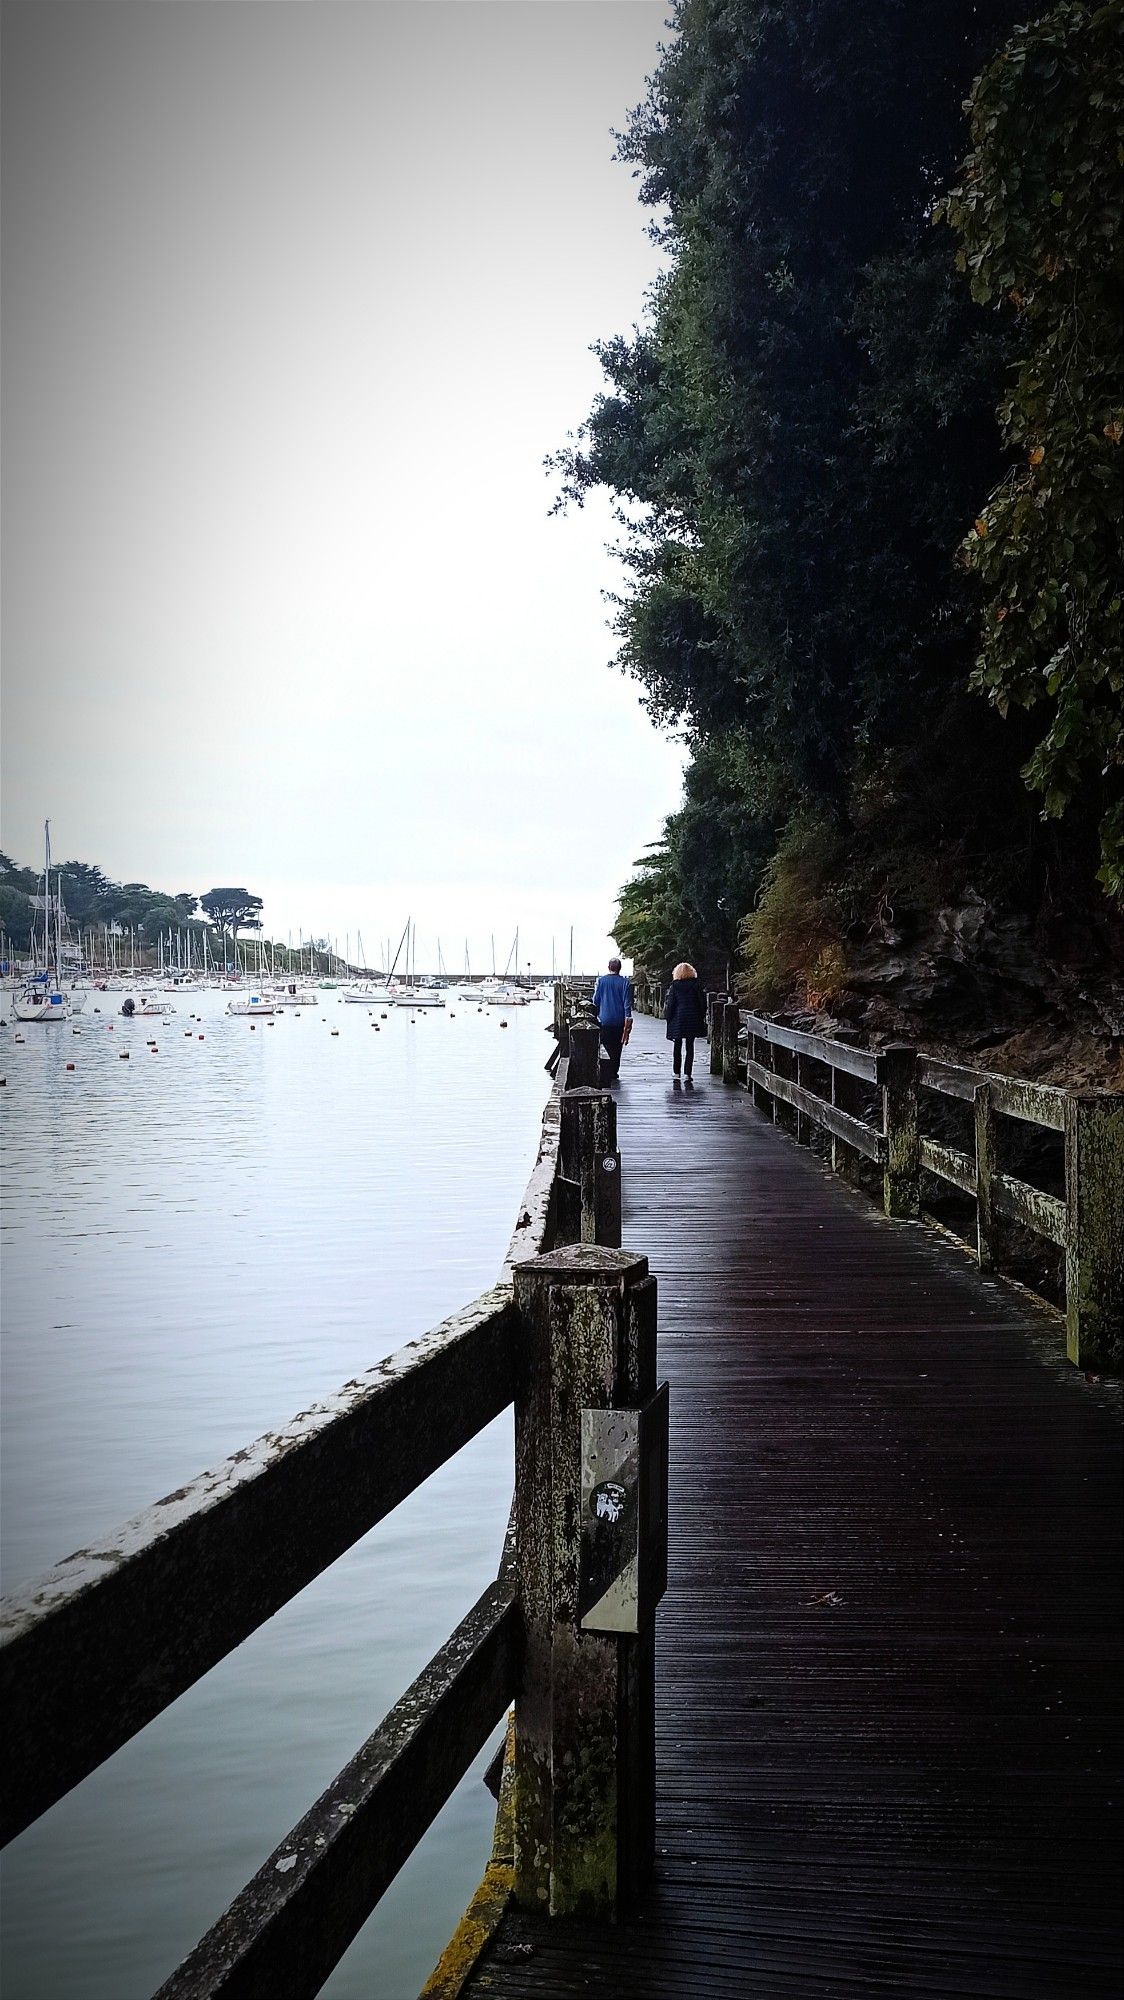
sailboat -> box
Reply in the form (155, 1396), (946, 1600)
(13, 823), (77, 1023)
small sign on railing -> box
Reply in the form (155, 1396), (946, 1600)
(578, 1385), (669, 1635)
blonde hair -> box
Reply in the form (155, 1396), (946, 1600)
(672, 961), (697, 980)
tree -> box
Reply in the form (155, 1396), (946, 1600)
(614, 735), (775, 979)
(550, 0), (1121, 1002)
(199, 887), (264, 964)
(937, 0), (1124, 898)
(550, 0), (1027, 800)
(0, 883), (33, 951)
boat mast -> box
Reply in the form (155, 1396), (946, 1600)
(49, 822), (62, 986)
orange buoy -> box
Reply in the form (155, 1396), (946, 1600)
(66, 1061), (76, 1071)
(198, 1034), (205, 1040)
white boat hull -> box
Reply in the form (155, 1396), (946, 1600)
(13, 988), (71, 1022)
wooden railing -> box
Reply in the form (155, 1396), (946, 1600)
(1, 1006), (664, 1996)
(705, 1001), (1122, 1373)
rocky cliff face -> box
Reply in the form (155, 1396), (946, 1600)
(790, 888), (1123, 1087)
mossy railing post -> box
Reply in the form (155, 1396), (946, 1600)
(878, 1044), (919, 1219)
(721, 1001), (740, 1086)
(1064, 1093), (1124, 1371)
(830, 1065), (861, 1183)
(512, 1246), (659, 1919)
(567, 1018), (601, 1090)
(560, 1089), (622, 1249)
(974, 1082), (999, 1271)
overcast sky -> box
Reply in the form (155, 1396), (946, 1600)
(1, 0), (683, 972)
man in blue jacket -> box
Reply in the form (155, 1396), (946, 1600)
(591, 956), (632, 1083)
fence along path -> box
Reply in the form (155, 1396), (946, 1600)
(464, 1009), (1123, 1999)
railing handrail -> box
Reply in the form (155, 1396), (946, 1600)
(0, 1285), (520, 1846)
(709, 1000), (1121, 1373)
(739, 1009), (1101, 1125)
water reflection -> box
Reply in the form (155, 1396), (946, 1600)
(0, 990), (549, 1998)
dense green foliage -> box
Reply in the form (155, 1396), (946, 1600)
(553, 0), (1121, 992)
(938, 1), (1124, 896)
(612, 734), (775, 976)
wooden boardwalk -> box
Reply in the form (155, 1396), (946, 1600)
(465, 1013), (1123, 1999)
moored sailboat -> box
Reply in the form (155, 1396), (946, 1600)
(13, 823), (73, 1023)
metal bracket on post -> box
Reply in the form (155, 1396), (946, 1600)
(512, 1245), (661, 1919)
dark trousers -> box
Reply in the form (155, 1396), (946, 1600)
(673, 1035), (696, 1077)
(600, 1022), (625, 1078)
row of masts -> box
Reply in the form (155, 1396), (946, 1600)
(4, 914), (580, 981)
(2, 828), (581, 980)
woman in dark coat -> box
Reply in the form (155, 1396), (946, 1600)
(664, 961), (707, 1079)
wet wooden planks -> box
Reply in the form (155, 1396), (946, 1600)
(464, 1016), (1123, 1998)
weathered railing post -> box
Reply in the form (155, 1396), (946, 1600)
(830, 1063), (861, 1183)
(560, 1089), (622, 1248)
(974, 1082), (998, 1271)
(878, 1044), (919, 1219)
(1064, 1093), (1124, 1371)
(708, 993), (727, 1076)
(567, 1001), (602, 1091)
(749, 1027), (768, 1112)
(512, 1246), (664, 1918)
(721, 1001), (740, 1086)
(794, 1054), (811, 1145)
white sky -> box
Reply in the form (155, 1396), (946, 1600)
(1, 0), (684, 973)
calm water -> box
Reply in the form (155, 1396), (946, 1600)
(0, 985), (552, 1999)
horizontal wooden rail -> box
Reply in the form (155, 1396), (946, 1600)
(0, 1288), (519, 1845)
(742, 1012), (879, 1083)
(920, 1137), (1066, 1245)
(920, 1134), (977, 1197)
(155, 1578), (521, 2000)
(993, 1171), (1068, 1248)
(919, 1056), (1068, 1131)
(744, 1056), (884, 1164)
(504, 1071), (564, 1270)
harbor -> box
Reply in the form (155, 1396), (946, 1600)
(0, 988), (557, 1997)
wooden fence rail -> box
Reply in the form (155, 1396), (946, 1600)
(701, 998), (1122, 1372)
(1, 991), (665, 1997)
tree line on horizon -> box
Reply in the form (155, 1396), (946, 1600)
(0, 854), (267, 960)
(550, 0), (1122, 1001)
